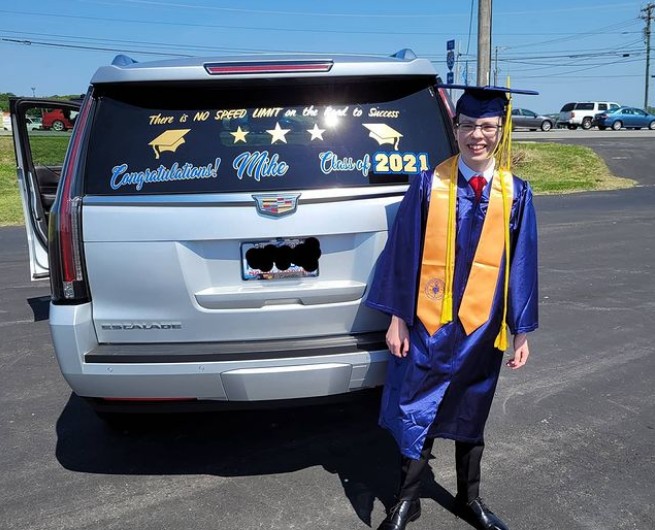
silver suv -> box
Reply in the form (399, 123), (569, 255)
(11, 51), (456, 419)
(558, 101), (620, 130)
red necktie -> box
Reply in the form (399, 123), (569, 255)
(469, 175), (487, 201)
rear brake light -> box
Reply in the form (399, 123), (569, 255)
(52, 95), (93, 302)
(204, 61), (333, 75)
(437, 87), (455, 119)
(571, 111), (575, 118)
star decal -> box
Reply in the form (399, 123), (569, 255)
(230, 126), (249, 144)
(267, 122), (291, 144)
(307, 123), (326, 141)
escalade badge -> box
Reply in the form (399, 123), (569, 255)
(252, 193), (300, 217)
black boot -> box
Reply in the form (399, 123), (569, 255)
(455, 497), (509, 530)
(376, 499), (421, 530)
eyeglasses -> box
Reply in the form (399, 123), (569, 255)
(456, 123), (502, 136)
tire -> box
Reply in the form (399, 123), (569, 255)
(52, 120), (65, 132)
(598, 126), (607, 130)
(541, 120), (553, 132)
(649, 121), (655, 130)
(611, 121), (622, 131)
(581, 117), (593, 130)
(567, 124), (577, 130)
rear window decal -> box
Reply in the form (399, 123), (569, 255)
(148, 129), (191, 159)
(307, 124), (326, 141)
(319, 151), (371, 177)
(368, 108), (401, 119)
(253, 107), (284, 118)
(215, 109), (248, 120)
(363, 123), (403, 149)
(233, 151), (289, 182)
(148, 113), (176, 125)
(231, 126), (249, 144)
(110, 158), (221, 191)
(267, 122), (291, 144)
(85, 86), (451, 194)
(373, 151), (430, 174)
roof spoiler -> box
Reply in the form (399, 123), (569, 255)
(391, 48), (417, 60)
(111, 54), (138, 67)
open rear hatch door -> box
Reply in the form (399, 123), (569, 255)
(10, 98), (81, 279)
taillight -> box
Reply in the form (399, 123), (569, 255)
(50, 94), (93, 303)
(204, 60), (333, 75)
(437, 87), (455, 119)
(571, 111), (576, 118)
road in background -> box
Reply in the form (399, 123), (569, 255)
(0, 141), (654, 529)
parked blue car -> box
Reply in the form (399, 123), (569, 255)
(594, 106), (655, 130)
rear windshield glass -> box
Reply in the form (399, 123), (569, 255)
(560, 103), (575, 112)
(84, 79), (453, 195)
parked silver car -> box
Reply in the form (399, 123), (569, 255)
(511, 108), (553, 131)
(11, 50), (457, 420)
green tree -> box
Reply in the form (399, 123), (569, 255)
(0, 93), (17, 113)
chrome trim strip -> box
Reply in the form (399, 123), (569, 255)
(83, 185), (409, 207)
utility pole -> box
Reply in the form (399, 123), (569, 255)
(477, 0), (492, 85)
(642, 3), (654, 110)
(493, 46), (499, 85)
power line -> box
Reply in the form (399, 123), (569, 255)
(504, 18), (640, 49)
(0, 8), (644, 39)
(77, 0), (466, 19)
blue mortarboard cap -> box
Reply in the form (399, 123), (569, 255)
(439, 84), (539, 119)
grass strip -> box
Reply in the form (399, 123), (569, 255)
(513, 142), (635, 194)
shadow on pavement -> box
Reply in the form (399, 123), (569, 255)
(55, 392), (461, 526)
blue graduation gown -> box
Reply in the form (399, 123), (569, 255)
(365, 163), (538, 459)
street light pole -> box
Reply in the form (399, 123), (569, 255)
(477, 0), (492, 86)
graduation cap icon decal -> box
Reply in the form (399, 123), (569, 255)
(363, 123), (403, 150)
(148, 129), (192, 159)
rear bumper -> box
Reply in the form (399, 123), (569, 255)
(50, 302), (389, 402)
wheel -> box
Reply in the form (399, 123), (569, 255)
(581, 117), (593, 130)
(611, 121), (622, 131)
(567, 124), (577, 130)
(649, 121), (655, 130)
(52, 120), (65, 132)
(541, 120), (553, 131)
(598, 126), (607, 130)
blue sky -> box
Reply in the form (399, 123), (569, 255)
(0, 0), (650, 113)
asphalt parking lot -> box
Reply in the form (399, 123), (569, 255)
(1, 139), (654, 529)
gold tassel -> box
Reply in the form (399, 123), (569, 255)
(494, 322), (508, 351)
(440, 156), (459, 324)
(494, 77), (513, 351)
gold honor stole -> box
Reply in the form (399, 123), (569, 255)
(416, 156), (514, 349)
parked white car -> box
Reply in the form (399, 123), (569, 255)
(558, 101), (620, 130)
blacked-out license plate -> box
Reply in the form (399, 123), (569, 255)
(241, 237), (321, 281)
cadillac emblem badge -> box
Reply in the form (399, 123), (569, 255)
(252, 193), (301, 217)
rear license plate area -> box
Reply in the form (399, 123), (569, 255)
(241, 237), (321, 280)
